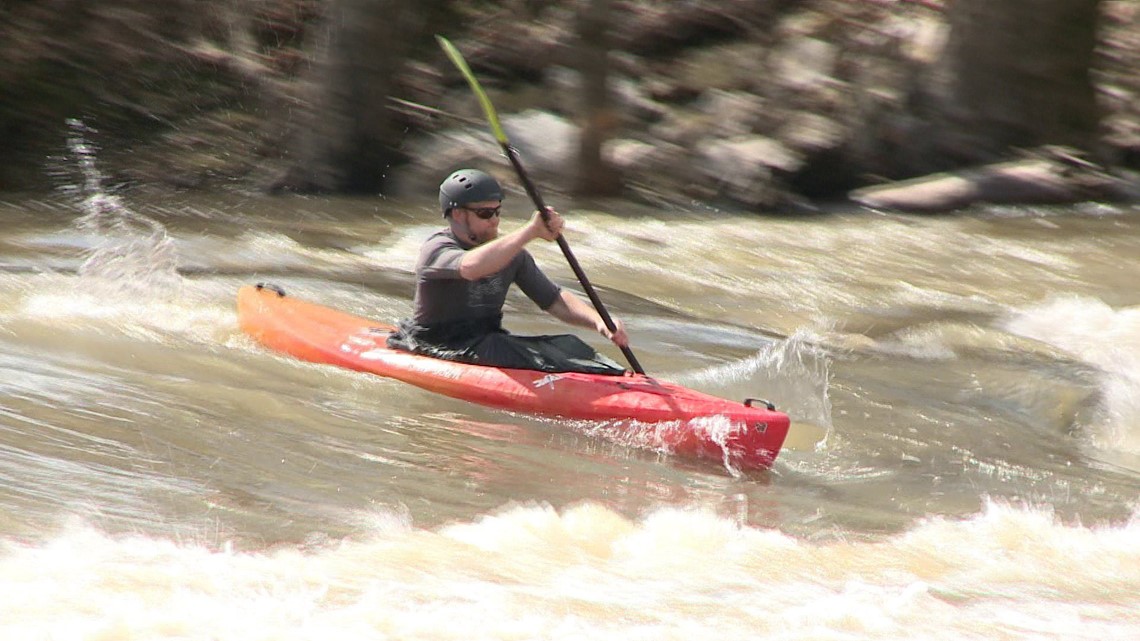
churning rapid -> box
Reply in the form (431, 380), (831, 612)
(1, 139), (1138, 638)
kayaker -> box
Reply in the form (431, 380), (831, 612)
(387, 168), (629, 375)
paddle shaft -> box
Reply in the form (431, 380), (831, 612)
(500, 141), (645, 375)
(437, 36), (645, 375)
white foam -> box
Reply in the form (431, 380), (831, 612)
(19, 279), (235, 347)
(1006, 296), (1140, 452)
(1, 501), (1137, 640)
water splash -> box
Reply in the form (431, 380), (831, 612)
(571, 415), (752, 476)
(62, 119), (182, 298)
(680, 329), (834, 437)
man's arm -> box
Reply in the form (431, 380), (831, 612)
(458, 209), (562, 280)
(545, 290), (630, 347)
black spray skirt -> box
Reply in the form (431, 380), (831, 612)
(386, 315), (626, 376)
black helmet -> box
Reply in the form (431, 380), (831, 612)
(439, 169), (503, 217)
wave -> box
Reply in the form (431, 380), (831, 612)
(1, 500), (1136, 641)
(1005, 296), (1140, 454)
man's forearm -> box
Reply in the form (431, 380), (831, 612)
(458, 228), (533, 280)
(546, 291), (600, 330)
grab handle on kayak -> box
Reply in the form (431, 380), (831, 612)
(744, 398), (776, 411)
(255, 282), (287, 297)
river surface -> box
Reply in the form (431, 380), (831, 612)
(1, 157), (1139, 638)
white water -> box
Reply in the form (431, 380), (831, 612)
(1006, 296), (1140, 453)
(2, 502), (1138, 641)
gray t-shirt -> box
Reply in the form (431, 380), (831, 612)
(412, 229), (561, 326)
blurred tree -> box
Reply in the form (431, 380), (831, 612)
(924, 0), (1103, 164)
(573, 0), (622, 196)
(270, 0), (447, 193)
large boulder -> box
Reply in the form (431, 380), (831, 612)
(387, 110), (581, 199)
(693, 135), (802, 208)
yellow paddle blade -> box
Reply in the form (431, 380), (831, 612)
(436, 35), (509, 146)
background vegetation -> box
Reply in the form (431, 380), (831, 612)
(2, 0), (1137, 210)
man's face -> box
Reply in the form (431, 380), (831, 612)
(456, 200), (502, 244)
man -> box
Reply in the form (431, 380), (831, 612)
(387, 168), (630, 375)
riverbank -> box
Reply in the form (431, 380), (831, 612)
(4, 0), (1140, 212)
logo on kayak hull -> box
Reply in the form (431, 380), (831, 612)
(533, 374), (563, 390)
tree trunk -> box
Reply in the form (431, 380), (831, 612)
(271, 0), (444, 194)
(925, 0), (1103, 165)
(573, 0), (622, 196)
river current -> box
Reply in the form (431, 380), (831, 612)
(1, 153), (1138, 638)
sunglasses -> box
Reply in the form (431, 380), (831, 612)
(465, 205), (502, 220)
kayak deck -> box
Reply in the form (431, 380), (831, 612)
(236, 284), (790, 470)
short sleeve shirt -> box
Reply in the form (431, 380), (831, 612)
(412, 229), (562, 326)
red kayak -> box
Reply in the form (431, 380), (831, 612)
(236, 284), (790, 470)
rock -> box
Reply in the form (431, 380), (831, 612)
(604, 139), (688, 200)
(649, 111), (715, 149)
(779, 112), (846, 152)
(551, 65), (668, 124)
(695, 89), (766, 137)
(695, 135), (802, 207)
(849, 149), (1140, 212)
(643, 76), (702, 104)
(502, 110), (579, 176)
(770, 37), (838, 90)
(899, 15), (949, 64)
(604, 138), (684, 174)
(604, 139), (658, 170)
(612, 76), (669, 123)
(665, 42), (769, 98)
(388, 109), (581, 198)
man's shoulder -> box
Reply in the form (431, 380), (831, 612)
(417, 228), (467, 273)
(420, 228), (463, 255)
(423, 228), (457, 246)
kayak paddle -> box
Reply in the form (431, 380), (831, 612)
(436, 35), (646, 375)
